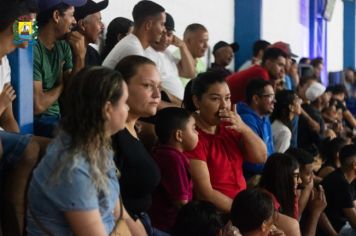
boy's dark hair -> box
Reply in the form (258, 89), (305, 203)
(155, 107), (192, 145)
(253, 40), (271, 57)
(172, 200), (224, 236)
(182, 71), (226, 112)
(339, 144), (356, 169)
(132, 0), (165, 27)
(231, 188), (274, 234)
(37, 3), (72, 27)
(0, 0), (37, 32)
(261, 47), (287, 65)
(245, 79), (271, 105)
(320, 137), (348, 168)
(330, 84), (347, 96)
(286, 148), (314, 167)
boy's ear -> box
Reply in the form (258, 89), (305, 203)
(175, 129), (183, 143)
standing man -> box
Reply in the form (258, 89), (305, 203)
(74, 0), (108, 66)
(102, 0), (166, 68)
(34, 0), (87, 137)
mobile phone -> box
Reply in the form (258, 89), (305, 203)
(13, 14), (37, 45)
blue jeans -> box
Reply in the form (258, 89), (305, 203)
(34, 114), (60, 138)
(138, 212), (170, 236)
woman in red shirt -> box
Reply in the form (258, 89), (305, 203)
(183, 71), (267, 213)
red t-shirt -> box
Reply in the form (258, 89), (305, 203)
(185, 124), (246, 199)
(267, 190), (299, 220)
(226, 65), (270, 104)
(150, 145), (193, 230)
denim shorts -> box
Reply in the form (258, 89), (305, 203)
(0, 130), (31, 172)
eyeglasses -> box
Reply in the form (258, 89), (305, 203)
(259, 93), (275, 101)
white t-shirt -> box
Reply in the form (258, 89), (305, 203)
(102, 34), (145, 69)
(0, 56), (11, 92)
(238, 59), (252, 72)
(145, 47), (184, 100)
(272, 119), (291, 153)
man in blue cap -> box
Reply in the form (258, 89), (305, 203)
(33, 0), (87, 137)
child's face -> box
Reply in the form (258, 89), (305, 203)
(181, 116), (199, 151)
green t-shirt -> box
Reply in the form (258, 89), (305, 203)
(173, 50), (207, 88)
(33, 40), (73, 116)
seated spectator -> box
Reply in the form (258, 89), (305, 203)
(238, 40), (271, 72)
(150, 107), (198, 231)
(227, 47), (287, 104)
(321, 144), (356, 235)
(299, 57), (311, 65)
(0, 1), (50, 233)
(171, 201), (224, 236)
(146, 13), (195, 105)
(271, 90), (302, 153)
(237, 79), (274, 178)
(183, 71), (267, 213)
(34, 0), (87, 137)
(74, 0), (108, 66)
(113, 56), (169, 236)
(208, 41), (239, 78)
(27, 67), (146, 235)
(318, 137), (349, 179)
(231, 188), (284, 236)
(101, 17), (133, 60)
(177, 23), (209, 87)
(102, 0), (165, 68)
(311, 57), (324, 83)
(330, 84), (356, 129)
(343, 67), (356, 99)
(259, 153), (301, 235)
(298, 82), (326, 153)
(270, 41), (298, 90)
(286, 148), (328, 236)
(322, 98), (346, 136)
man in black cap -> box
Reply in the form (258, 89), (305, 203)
(146, 13), (195, 105)
(208, 41), (239, 78)
(75, 0), (108, 66)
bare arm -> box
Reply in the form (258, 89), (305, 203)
(343, 110), (356, 128)
(173, 36), (195, 78)
(318, 213), (338, 236)
(66, 32), (86, 78)
(343, 207), (356, 229)
(220, 106), (267, 164)
(113, 200), (147, 236)
(65, 209), (107, 236)
(33, 81), (63, 115)
(190, 159), (233, 213)
(274, 213), (301, 236)
(0, 104), (19, 132)
(301, 107), (321, 133)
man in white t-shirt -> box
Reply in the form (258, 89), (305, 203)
(102, 0), (166, 68)
(146, 13), (195, 104)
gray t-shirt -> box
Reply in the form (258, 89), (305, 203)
(27, 132), (120, 235)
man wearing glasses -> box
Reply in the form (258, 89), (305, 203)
(237, 79), (275, 180)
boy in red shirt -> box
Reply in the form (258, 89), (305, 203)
(150, 107), (199, 231)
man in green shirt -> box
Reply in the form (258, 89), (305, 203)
(34, 0), (87, 137)
(175, 23), (209, 88)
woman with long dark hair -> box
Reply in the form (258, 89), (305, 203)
(182, 71), (267, 213)
(270, 90), (302, 153)
(259, 153), (301, 236)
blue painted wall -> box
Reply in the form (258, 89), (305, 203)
(344, 0), (356, 69)
(7, 45), (34, 134)
(234, 0), (262, 70)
